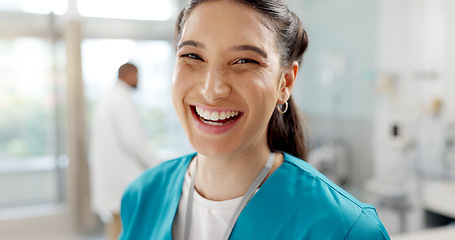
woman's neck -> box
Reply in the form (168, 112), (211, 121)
(192, 148), (283, 201)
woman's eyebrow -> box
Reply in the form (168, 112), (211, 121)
(178, 40), (205, 50)
(230, 45), (268, 58)
(178, 41), (268, 58)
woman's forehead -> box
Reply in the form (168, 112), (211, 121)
(180, 1), (277, 51)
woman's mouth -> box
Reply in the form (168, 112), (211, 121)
(190, 105), (243, 134)
(195, 107), (240, 126)
(193, 105), (242, 126)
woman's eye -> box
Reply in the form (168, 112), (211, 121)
(181, 53), (203, 61)
(236, 59), (259, 64)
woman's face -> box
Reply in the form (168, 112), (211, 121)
(172, 0), (294, 158)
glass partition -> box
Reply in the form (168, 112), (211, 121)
(0, 37), (66, 208)
(0, 0), (67, 14)
(77, 0), (173, 20)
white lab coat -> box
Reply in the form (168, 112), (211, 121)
(90, 80), (154, 214)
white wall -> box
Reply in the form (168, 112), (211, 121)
(374, 0), (455, 183)
(298, 0), (378, 189)
(372, 0), (455, 233)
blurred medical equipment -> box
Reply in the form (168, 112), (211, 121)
(308, 141), (349, 187)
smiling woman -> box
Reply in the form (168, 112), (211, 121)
(119, 1), (391, 239)
(172, 1), (286, 159)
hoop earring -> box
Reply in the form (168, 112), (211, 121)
(276, 101), (288, 114)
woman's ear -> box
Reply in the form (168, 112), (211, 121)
(278, 61), (299, 104)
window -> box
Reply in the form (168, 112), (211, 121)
(77, 0), (173, 20)
(0, 0), (67, 14)
(0, 37), (66, 208)
(0, 0), (184, 228)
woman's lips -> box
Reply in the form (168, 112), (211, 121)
(191, 105), (243, 134)
(195, 105), (240, 125)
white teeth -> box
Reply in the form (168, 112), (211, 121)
(201, 119), (223, 126)
(210, 112), (219, 121)
(220, 112), (226, 120)
(195, 106), (240, 122)
(203, 110), (211, 120)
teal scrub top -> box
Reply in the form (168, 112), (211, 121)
(119, 153), (390, 239)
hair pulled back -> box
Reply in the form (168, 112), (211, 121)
(175, 0), (309, 160)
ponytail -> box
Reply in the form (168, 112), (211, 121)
(267, 96), (308, 160)
(264, 2), (309, 160)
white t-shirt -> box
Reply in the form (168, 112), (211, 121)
(172, 169), (244, 240)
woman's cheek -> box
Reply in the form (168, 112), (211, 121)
(172, 67), (188, 93)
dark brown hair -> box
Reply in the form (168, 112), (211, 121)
(175, 0), (309, 160)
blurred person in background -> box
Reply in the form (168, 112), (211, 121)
(90, 63), (156, 240)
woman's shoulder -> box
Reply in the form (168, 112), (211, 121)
(123, 153), (195, 199)
(276, 153), (390, 238)
(281, 152), (368, 207)
(120, 153), (195, 239)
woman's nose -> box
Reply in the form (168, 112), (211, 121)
(200, 66), (231, 102)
